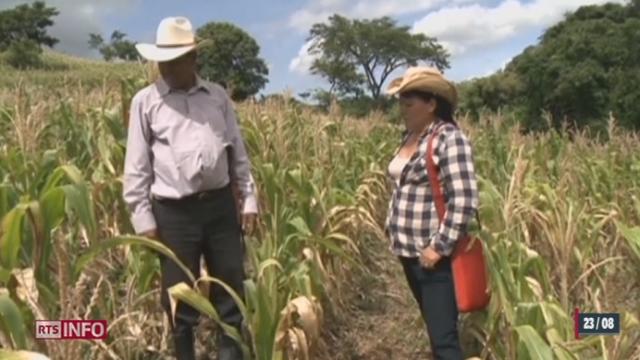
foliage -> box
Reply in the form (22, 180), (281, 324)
(0, 1), (59, 52)
(0, 1), (59, 70)
(0, 73), (386, 358)
(307, 14), (449, 100)
(457, 70), (522, 120)
(88, 31), (140, 62)
(462, 1), (640, 132)
(196, 22), (269, 101)
(3, 40), (43, 70)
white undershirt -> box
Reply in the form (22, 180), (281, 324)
(388, 153), (410, 186)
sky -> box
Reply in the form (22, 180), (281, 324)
(0, 0), (629, 96)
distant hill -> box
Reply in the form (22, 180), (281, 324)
(0, 49), (145, 90)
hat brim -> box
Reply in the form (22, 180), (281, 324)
(135, 43), (197, 62)
(386, 77), (405, 96)
(386, 76), (458, 108)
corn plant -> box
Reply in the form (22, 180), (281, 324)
(1, 69), (640, 360)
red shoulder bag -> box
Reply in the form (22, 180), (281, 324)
(426, 124), (491, 313)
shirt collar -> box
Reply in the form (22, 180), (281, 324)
(417, 119), (445, 140)
(155, 74), (210, 96)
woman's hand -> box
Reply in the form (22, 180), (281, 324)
(420, 245), (442, 269)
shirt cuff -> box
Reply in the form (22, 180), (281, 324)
(430, 232), (455, 257)
(131, 210), (157, 235)
(242, 194), (258, 214)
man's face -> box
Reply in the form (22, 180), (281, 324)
(158, 50), (197, 90)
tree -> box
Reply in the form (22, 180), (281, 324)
(4, 39), (43, 69)
(506, 1), (640, 130)
(0, 1), (58, 69)
(311, 56), (365, 97)
(0, 1), (59, 51)
(195, 22), (269, 101)
(457, 71), (522, 121)
(89, 30), (139, 62)
(307, 15), (450, 100)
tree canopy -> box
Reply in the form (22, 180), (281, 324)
(195, 22), (269, 101)
(461, 1), (640, 132)
(89, 31), (140, 62)
(0, 1), (59, 51)
(0, 1), (59, 69)
(307, 14), (450, 100)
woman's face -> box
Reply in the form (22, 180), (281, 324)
(399, 94), (436, 132)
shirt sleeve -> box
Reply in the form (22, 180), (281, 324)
(430, 129), (479, 256)
(122, 93), (157, 234)
(223, 92), (259, 214)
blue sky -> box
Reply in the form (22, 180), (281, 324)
(0, 0), (628, 95)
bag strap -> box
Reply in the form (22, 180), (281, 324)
(425, 122), (482, 231)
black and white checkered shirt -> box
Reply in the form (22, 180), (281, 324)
(385, 120), (479, 258)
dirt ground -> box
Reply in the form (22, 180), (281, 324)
(315, 235), (432, 360)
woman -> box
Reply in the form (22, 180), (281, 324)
(384, 67), (479, 359)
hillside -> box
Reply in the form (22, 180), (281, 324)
(0, 49), (145, 90)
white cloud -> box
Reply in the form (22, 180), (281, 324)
(288, 0), (478, 32)
(289, 40), (318, 75)
(0, 0), (140, 57)
(411, 0), (627, 56)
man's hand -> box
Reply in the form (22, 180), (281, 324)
(241, 213), (257, 236)
(142, 229), (160, 240)
(420, 245), (442, 269)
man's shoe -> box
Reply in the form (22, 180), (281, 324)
(173, 328), (196, 360)
(217, 345), (243, 360)
(217, 335), (243, 360)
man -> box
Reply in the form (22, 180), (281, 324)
(123, 16), (257, 360)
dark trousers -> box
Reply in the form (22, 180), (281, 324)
(400, 256), (463, 360)
(151, 184), (245, 360)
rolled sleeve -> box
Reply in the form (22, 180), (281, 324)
(431, 130), (479, 256)
(223, 93), (259, 215)
(122, 92), (156, 234)
(242, 191), (258, 214)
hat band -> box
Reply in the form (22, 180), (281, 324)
(156, 42), (196, 48)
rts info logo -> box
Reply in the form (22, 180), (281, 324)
(35, 320), (108, 340)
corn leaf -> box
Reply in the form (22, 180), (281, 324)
(0, 184), (17, 221)
(60, 184), (97, 243)
(0, 205), (27, 270)
(515, 325), (554, 360)
(616, 222), (640, 261)
(0, 350), (51, 360)
(73, 235), (194, 283)
(0, 293), (27, 349)
(168, 282), (252, 359)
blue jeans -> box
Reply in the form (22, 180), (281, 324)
(399, 256), (463, 360)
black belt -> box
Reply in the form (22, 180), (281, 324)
(152, 184), (230, 204)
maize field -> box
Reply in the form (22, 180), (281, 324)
(0, 64), (639, 360)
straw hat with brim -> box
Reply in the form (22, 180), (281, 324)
(136, 16), (209, 63)
(386, 66), (458, 108)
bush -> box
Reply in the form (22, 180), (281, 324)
(4, 39), (43, 69)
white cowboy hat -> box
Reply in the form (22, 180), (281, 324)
(135, 16), (205, 62)
(386, 66), (458, 108)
